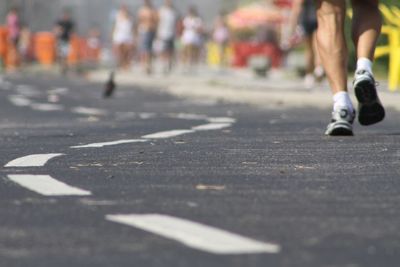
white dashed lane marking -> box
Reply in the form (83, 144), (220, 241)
(71, 139), (148, 149)
(168, 113), (209, 121)
(72, 116), (236, 148)
(71, 107), (108, 116)
(142, 129), (196, 139)
(30, 103), (65, 112)
(7, 175), (91, 196)
(8, 95), (32, 107)
(5, 154), (65, 167)
(192, 123), (232, 131)
(207, 117), (237, 123)
(106, 214), (281, 255)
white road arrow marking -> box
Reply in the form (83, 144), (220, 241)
(5, 154), (65, 167)
(8, 175), (91, 196)
(106, 214), (281, 255)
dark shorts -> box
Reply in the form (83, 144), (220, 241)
(10, 36), (20, 47)
(140, 31), (156, 53)
(161, 38), (175, 52)
(302, 21), (318, 36)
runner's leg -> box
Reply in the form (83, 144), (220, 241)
(315, 0), (348, 94)
(351, 0), (385, 126)
(316, 0), (355, 136)
(304, 34), (316, 88)
(351, 0), (382, 61)
(305, 35), (315, 75)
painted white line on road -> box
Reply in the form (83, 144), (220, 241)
(72, 107), (108, 116)
(168, 113), (209, 121)
(71, 139), (148, 149)
(192, 123), (232, 131)
(30, 103), (64, 111)
(106, 214), (281, 255)
(138, 113), (157, 119)
(69, 114), (236, 149)
(8, 95), (32, 107)
(142, 129), (195, 139)
(7, 175), (92, 196)
(5, 154), (65, 167)
(207, 117), (237, 124)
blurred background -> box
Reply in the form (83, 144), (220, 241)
(0, 0), (240, 38)
(0, 0), (399, 90)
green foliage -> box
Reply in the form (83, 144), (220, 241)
(380, 0), (400, 6)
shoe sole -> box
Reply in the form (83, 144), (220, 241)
(327, 126), (354, 136)
(354, 79), (385, 126)
(326, 122), (354, 136)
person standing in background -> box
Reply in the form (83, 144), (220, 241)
(86, 27), (102, 65)
(290, 0), (323, 89)
(18, 24), (32, 64)
(137, 0), (158, 74)
(6, 7), (21, 70)
(181, 6), (204, 70)
(212, 12), (230, 68)
(112, 5), (135, 70)
(157, 0), (178, 74)
(54, 10), (75, 75)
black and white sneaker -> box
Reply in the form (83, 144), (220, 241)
(353, 70), (385, 126)
(325, 107), (355, 136)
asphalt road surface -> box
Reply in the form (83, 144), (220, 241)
(1, 73), (400, 267)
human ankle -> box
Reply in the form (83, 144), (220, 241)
(356, 58), (373, 75)
(333, 91), (354, 112)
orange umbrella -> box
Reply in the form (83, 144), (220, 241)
(228, 3), (284, 29)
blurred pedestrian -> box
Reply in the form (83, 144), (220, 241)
(54, 10), (75, 75)
(212, 12), (230, 68)
(290, 0), (323, 88)
(86, 28), (102, 65)
(6, 7), (21, 70)
(137, 0), (158, 74)
(157, 0), (178, 74)
(112, 5), (135, 70)
(181, 6), (204, 69)
(18, 24), (32, 64)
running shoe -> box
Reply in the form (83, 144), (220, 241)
(353, 70), (385, 126)
(325, 107), (355, 136)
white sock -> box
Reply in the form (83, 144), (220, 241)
(356, 58), (373, 74)
(333, 91), (354, 112)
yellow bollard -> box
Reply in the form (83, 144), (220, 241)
(375, 4), (400, 91)
(207, 42), (233, 67)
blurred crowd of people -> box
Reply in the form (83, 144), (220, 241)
(2, 0), (230, 75)
(111, 0), (230, 74)
(2, 6), (100, 73)
(1, 0), (327, 86)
